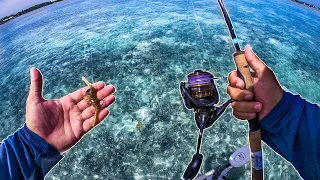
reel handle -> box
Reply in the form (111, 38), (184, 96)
(233, 51), (263, 180)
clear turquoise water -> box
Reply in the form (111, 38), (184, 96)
(0, 0), (319, 179)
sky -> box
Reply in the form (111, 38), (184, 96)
(301, 0), (320, 7)
(0, 0), (48, 18)
(0, 0), (320, 18)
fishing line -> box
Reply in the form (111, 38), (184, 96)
(181, 1), (262, 180)
(190, 0), (212, 70)
(83, 47), (94, 82)
(90, 51), (94, 82)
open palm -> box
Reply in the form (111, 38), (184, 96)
(26, 68), (115, 153)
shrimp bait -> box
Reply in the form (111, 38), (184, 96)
(82, 76), (101, 127)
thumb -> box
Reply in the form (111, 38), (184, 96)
(28, 67), (44, 102)
(244, 45), (266, 73)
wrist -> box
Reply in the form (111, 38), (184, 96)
(258, 88), (283, 120)
(18, 124), (64, 175)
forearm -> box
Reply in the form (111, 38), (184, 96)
(260, 90), (320, 179)
(0, 124), (63, 179)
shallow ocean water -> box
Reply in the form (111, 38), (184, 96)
(0, 0), (319, 179)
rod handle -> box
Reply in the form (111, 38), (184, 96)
(233, 51), (264, 180)
(233, 51), (254, 92)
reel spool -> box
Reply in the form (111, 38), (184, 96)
(188, 70), (218, 100)
(181, 70), (218, 109)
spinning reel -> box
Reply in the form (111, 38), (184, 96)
(180, 70), (233, 180)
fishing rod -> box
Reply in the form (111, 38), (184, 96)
(180, 70), (234, 180)
(216, 0), (263, 179)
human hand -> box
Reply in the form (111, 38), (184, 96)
(227, 45), (283, 120)
(26, 68), (116, 153)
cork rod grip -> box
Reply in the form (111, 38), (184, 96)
(233, 51), (254, 92)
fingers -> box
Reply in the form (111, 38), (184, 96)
(227, 70), (257, 90)
(28, 68), (44, 102)
(232, 101), (262, 120)
(227, 71), (253, 101)
(95, 85), (116, 101)
(69, 81), (106, 102)
(228, 71), (245, 89)
(77, 85), (116, 111)
(232, 101), (262, 113)
(233, 111), (257, 120)
(227, 86), (253, 101)
(81, 95), (116, 120)
(83, 109), (110, 133)
(81, 94), (115, 133)
(244, 45), (266, 74)
(227, 45), (268, 121)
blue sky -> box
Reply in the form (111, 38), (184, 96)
(0, 0), (48, 18)
(302, 0), (320, 7)
(0, 0), (319, 18)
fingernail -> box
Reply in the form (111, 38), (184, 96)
(100, 99), (105, 106)
(254, 104), (261, 111)
(245, 93), (252, 100)
(249, 113), (256, 118)
(246, 44), (252, 50)
(236, 82), (241, 88)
